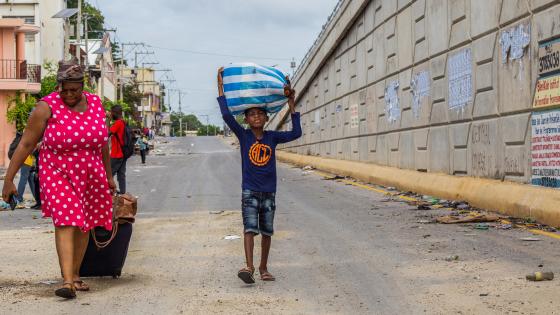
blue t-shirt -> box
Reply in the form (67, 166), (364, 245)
(218, 96), (302, 192)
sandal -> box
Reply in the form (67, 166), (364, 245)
(237, 267), (255, 284)
(55, 282), (76, 299)
(73, 280), (90, 292)
(260, 270), (276, 281)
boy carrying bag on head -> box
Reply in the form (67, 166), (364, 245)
(217, 67), (301, 284)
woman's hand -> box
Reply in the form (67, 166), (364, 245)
(108, 178), (117, 195)
(1, 180), (17, 203)
(217, 67), (225, 97)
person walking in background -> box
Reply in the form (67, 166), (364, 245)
(1, 57), (115, 299)
(15, 153), (35, 208)
(109, 105), (127, 194)
(217, 67), (302, 284)
(136, 135), (149, 164)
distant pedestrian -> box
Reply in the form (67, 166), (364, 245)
(14, 154), (35, 208)
(217, 67), (302, 283)
(109, 105), (127, 193)
(136, 135), (149, 164)
(1, 57), (115, 299)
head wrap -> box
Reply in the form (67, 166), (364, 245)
(57, 57), (85, 83)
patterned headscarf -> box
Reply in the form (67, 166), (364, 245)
(57, 57), (85, 83)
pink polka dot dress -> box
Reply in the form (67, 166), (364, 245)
(39, 92), (113, 232)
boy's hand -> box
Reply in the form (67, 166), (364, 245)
(217, 67), (225, 97)
(284, 76), (296, 114)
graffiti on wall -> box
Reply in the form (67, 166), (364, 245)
(531, 109), (560, 188)
(448, 48), (473, 113)
(384, 80), (400, 123)
(410, 70), (430, 118)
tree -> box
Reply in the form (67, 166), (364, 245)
(6, 93), (37, 132)
(67, 0), (105, 40)
(197, 125), (221, 136)
(170, 113), (202, 136)
(39, 62), (57, 98)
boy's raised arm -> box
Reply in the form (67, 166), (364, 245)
(217, 67), (244, 137)
(274, 80), (302, 143)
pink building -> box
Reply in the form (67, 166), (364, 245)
(0, 18), (41, 168)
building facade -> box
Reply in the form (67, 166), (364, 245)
(0, 18), (40, 167)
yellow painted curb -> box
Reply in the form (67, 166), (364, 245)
(278, 151), (560, 227)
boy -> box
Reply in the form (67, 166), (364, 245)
(217, 67), (301, 284)
(109, 105), (127, 193)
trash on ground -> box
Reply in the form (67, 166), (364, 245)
(474, 223), (490, 230)
(436, 213), (499, 224)
(209, 210), (224, 215)
(417, 203), (431, 210)
(302, 165), (314, 171)
(301, 170), (314, 176)
(224, 235), (241, 240)
(444, 255), (459, 261)
(479, 293), (489, 297)
(526, 271), (554, 281)
(520, 237), (541, 242)
(38, 280), (58, 285)
(417, 219), (435, 224)
(323, 175), (345, 181)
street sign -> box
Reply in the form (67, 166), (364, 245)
(538, 38), (560, 76)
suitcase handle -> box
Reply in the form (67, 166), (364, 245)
(91, 220), (119, 249)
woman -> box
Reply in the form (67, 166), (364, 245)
(136, 134), (149, 164)
(1, 58), (116, 299)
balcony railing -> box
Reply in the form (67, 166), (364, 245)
(26, 63), (41, 84)
(0, 59), (41, 83)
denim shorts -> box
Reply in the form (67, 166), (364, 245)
(241, 189), (276, 236)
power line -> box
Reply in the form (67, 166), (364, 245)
(144, 44), (291, 61)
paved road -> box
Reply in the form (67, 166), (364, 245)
(0, 137), (559, 314)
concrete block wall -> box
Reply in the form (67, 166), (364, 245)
(271, 0), (560, 184)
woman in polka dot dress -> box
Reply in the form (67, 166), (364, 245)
(2, 58), (116, 299)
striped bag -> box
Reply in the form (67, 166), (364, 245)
(222, 63), (288, 115)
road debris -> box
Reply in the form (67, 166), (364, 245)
(436, 213), (499, 224)
(302, 165), (314, 171)
(224, 235), (241, 240)
(526, 271), (554, 281)
(520, 237), (541, 242)
(444, 255), (459, 261)
(323, 175), (345, 181)
(209, 210), (224, 215)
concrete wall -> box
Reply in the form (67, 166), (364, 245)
(270, 0), (560, 185)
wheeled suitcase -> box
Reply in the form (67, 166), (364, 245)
(79, 222), (133, 278)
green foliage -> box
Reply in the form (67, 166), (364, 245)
(6, 93), (37, 132)
(67, 0), (105, 40)
(39, 61), (57, 98)
(197, 125), (221, 136)
(102, 98), (137, 126)
(170, 113), (203, 136)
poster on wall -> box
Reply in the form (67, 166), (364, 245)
(350, 104), (359, 129)
(533, 74), (560, 108)
(448, 48), (473, 112)
(410, 70), (430, 118)
(531, 109), (560, 188)
(384, 80), (400, 123)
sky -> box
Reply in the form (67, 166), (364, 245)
(96, 0), (340, 125)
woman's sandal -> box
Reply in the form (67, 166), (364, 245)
(260, 271), (276, 281)
(55, 282), (76, 299)
(73, 280), (90, 292)
(237, 267), (255, 284)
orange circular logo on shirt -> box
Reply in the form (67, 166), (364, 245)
(249, 142), (272, 166)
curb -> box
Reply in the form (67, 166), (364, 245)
(277, 151), (560, 227)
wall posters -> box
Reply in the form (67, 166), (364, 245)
(531, 109), (560, 188)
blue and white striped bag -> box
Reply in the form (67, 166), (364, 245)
(222, 63), (288, 115)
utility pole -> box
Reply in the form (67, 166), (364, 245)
(118, 42), (143, 101)
(76, 0), (82, 62)
(201, 114), (209, 136)
(84, 14), (89, 69)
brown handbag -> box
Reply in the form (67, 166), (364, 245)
(91, 193), (137, 249)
